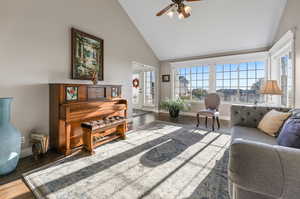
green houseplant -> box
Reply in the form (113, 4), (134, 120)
(160, 98), (189, 118)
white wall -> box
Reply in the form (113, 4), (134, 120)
(275, 0), (300, 107)
(0, 0), (159, 154)
(160, 62), (172, 102)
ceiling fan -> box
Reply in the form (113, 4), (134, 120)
(156, 0), (202, 19)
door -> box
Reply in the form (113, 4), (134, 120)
(132, 73), (143, 109)
(144, 70), (155, 107)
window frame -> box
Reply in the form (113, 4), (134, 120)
(269, 30), (295, 108)
(170, 52), (268, 104)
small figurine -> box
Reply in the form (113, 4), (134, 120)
(91, 71), (98, 85)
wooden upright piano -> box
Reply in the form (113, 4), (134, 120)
(49, 84), (127, 155)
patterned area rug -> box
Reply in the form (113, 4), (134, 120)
(23, 121), (231, 199)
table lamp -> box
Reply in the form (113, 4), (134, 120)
(260, 80), (283, 104)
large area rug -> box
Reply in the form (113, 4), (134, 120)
(23, 121), (231, 199)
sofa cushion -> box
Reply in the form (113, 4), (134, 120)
(231, 126), (277, 145)
(277, 118), (300, 149)
(258, 110), (291, 137)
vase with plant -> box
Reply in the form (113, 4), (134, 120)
(160, 98), (189, 118)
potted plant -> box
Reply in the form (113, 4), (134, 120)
(160, 98), (189, 118)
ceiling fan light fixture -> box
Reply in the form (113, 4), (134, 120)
(184, 5), (192, 14)
(156, 0), (201, 19)
(167, 6), (176, 18)
(178, 12), (184, 19)
(167, 10), (174, 18)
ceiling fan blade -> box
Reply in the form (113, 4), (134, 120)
(156, 4), (174, 16)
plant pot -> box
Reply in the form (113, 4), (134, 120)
(169, 109), (180, 118)
(0, 98), (21, 175)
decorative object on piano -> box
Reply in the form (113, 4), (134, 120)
(132, 78), (139, 88)
(162, 74), (170, 82)
(71, 28), (104, 81)
(31, 132), (49, 160)
(66, 86), (78, 101)
(91, 70), (98, 85)
(0, 97), (21, 175)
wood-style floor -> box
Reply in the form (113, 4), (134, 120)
(0, 112), (230, 199)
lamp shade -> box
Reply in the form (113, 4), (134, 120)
(260, 80), (283, 95)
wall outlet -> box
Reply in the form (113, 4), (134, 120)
(21, 136), (25, 144)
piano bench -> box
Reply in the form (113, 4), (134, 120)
(81, 116), (127, 155)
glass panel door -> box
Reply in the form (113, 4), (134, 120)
(144, 71), (155, 106)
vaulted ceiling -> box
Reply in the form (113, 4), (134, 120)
(118, 0), (287, 61)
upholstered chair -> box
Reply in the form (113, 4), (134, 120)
(196, 93), (220, 131)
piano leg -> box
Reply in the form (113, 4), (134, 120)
(82, 128), (95, 155)
(118, 123), (127, 140)
(65, 123), (72, 155)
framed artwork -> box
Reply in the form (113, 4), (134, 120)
(71, 28), (104, 80)
(66, 86), (79, 101)
(162, 75), (170, 82)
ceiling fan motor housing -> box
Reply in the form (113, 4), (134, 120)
(172, 0), (185, 4)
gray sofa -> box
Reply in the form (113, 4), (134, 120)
(228, 105), (300, 199)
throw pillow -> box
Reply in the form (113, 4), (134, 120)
(258, 109), (291, 136)
(277, 118), (300, 148)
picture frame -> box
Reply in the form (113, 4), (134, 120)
(162, 75), (170, 82)
(71, 28), (104, 80)
(65, 86), (79, 101)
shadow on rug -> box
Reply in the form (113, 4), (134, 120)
(23, 121), (230, 199)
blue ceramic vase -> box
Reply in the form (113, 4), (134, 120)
(0, 98), (21, 175)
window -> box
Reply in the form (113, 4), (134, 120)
(171, 53), (268, 104)
(174, 65), (209, 101)
(280, 54), (293, 107)
(144, 71), (155, 105)
(216, 61), (265, 103)
(216, 64), (239, 102)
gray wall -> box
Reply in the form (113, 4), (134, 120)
(275, 0), (300, 107)
(0, 0), (159, 155)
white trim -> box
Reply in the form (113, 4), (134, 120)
(269, 30), (295, 57)
(170, 52), (268, 69)
(132, 61), (159, 109)
(132, 61), (156, 72)
(269, 30), (295, 107)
